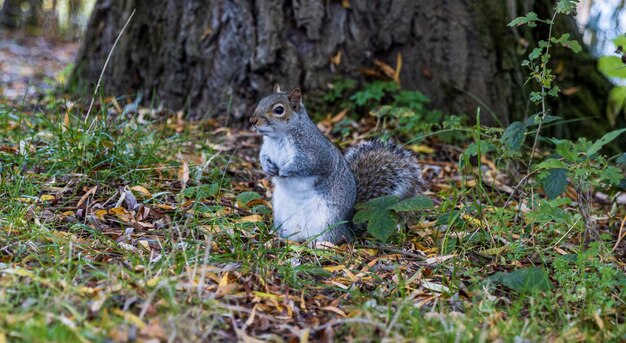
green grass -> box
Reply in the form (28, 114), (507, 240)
(0, 99), (625, 342)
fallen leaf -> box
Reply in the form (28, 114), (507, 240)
(421, 280), (450, 293)
(408, 144), (435, 154)
(39, 194), (55, 201)
(238, 215), (263, 223)
(130, 185), (152, 197)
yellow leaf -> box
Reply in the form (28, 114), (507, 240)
(3, 267), (35, 278)
(341, 0), (350, 8)
(323, 265), (346, 272)
(424, 254), (456, 264)
(178, 158), (189, 186)
(462, 214), (482, 227)
(252, 291), (280, 301)
(138, 240), (151, 250)
(40, 194), (55, 201)
(238, 215), (263, 223)
(147, 277), (160, 288)
(63, 111), (70, 129)
(393, 52), (402, 84)
(408, 144), (435, 154)
(594, 312), (605, 331)
(477, 246), (509, 257)
(300, 328), (310, 343)
(112, 308), (146, 329)
(329, 50), (342, 66)
(130, 185), (152, 197)
(95, 209), (108, 220)
(218, 272), (229, 288)
(109, 207), (131, 221)
(322, 306), (347, 317)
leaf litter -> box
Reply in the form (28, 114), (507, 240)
(0, 35), (625, 341)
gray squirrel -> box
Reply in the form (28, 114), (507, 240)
(250, 85), (425, 243)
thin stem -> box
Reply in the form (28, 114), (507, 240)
(84, 9), (136, 124)
(526, 10), (558, 176)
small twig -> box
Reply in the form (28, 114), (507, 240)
(504, 168), (539, 209)
(611, 215), (626, 252)
(84, 9), (136, 124)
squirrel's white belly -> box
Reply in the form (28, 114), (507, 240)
(272, 176), (330, 241)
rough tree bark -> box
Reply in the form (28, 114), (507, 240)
(70, 0), (613, 131)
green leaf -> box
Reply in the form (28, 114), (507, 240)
(353, 208), (374, 224)
(465, 140), (493, 156)
(598, 56), (626, 79)
(536, 158), (567, 170)
(488, 267), (552, 292)
(556, 0), (578, 14)
(388, 195), (433, 212)
(586, 128), (626, 157)
(364, 195), (400, 209)
(182, 184), (220, 199)
(530, 91), (543, 103)
(236, 191), (261, 206)
(524, 114), (561, 127)
(528, 47), (543, 60)
(501, 121), (526, 152)
(617, 153), (626, 166)
(551, 33), (582, 53)
(607, 87), (626, 127)
(551, 138), (577, 162)
(507, 12), (539, 27)
(543, 168), (568, 199)
(548, 85), (561, 97)
(366, 210), (398, 242)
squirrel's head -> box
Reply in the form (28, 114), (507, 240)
(250, 84), (303, 137)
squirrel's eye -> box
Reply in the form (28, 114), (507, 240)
(273, 105), (285, 115)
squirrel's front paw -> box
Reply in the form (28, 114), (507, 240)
(261, 156), (279, 177)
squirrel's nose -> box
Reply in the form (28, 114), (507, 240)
(250, 116), (258, 125)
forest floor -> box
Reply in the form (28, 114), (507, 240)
(1, 34), (626, 342)
(0, 30), (78, 101)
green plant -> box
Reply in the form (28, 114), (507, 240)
(598, 35), (626, 126)
(353, 195), (433, 241)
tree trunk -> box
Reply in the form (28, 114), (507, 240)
(70, 0), (613, 131)
(1, 0), (21, 28)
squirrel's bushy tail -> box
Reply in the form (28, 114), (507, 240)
(344, 139), (425, 203)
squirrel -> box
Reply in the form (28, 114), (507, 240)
(249, 85), (425, 244)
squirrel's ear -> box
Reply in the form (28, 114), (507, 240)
(288, 88), (302, 110)
(273, 84), (281, 93)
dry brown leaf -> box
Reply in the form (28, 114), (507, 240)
(331, 108), (349, 123)
(373, 59), (396, 80)
(130, 185), (152, 197)
(393, 52), (402, 84)
(238, 215), (264, 223)
(322, 306), (347, 317)
(329, 50), (342, 65)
